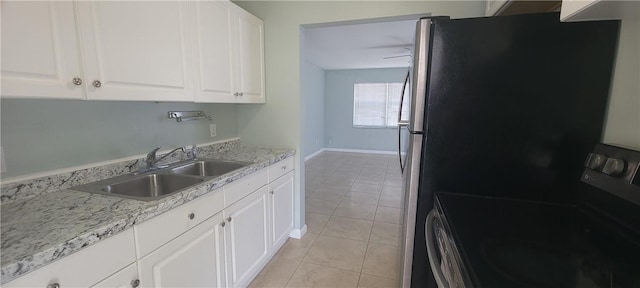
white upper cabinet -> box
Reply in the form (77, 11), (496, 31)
(235, 6), (266, 103)
(192, 1), (265, 103)
(2, 1), (264, 103)
(1, 1), (84, 99)
(191, 1), (236, 103)
(76, 1), (193, 101)
(561, 0), (639, 21)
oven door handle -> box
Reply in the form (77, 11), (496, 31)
(426, 209), (449, 288)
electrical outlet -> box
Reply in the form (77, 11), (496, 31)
(209, 124), (216, 138)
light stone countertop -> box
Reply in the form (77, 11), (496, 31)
(0, 146), (295, 284)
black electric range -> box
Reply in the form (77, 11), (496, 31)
(431, 144), (640, 288)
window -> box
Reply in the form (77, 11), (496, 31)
(353, 82), (409, 128)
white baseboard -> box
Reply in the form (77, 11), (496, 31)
(289, 224), (307, 239)
(304, 149), (326, 161)
(323, 148), (396, 155)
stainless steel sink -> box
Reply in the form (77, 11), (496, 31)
(168, 159), (251, 177)
(71, 158), (251, 201)
(72, 173), (204, 201)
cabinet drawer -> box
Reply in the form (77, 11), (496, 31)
(268, 157), (294, 182)
(134, 189), (224, 258)
(4, 229), (136, 288)
(224, 168), (268, 206)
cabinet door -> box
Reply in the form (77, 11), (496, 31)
(1, 1), (84, 99)
(138, 214), (226, 288)
(270, 171), (294, 250)
(76, 1), (193, 102)
(191, 1), (236, 103)
(234, 7), (265, 103)
(91, 263), (138, 288)
(224, 186), (270, 287)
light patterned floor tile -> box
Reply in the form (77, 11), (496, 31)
(249, 258), (300, 288)
(275, 232), (318, 262)
(369, 222), (401, 246)
(333, 201), (377, 220)
(362, 243), (399, 280)
(306, 198), (340, 215)
(320, 216), (373, 241)
(374, 206), (402, 224)
(286, 262), (360, 288)
(358, 274), (400, 288)
(303, 235), (367, 272)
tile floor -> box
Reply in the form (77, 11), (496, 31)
(249, 152), (404, 288)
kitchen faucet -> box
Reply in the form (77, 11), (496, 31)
(145, 146), (185, 170)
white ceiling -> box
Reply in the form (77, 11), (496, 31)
(304, 19), (419, 70)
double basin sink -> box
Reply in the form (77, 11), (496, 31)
(72, 159), (251, 201)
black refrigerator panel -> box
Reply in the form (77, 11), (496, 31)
(410, 13), (619, 287)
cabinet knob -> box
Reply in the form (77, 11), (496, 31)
(72, 77), (83, 86)
(270, 190), (274, 195)
(188, 213), (195, 220)
(47, 283), (60, 288)
(234, 92), (240, 96)
(92, 80), (102, 88)
(226, 217), (232, 222)
(281, 165), (287, 170)
(239, 92), (244, 96)
(130, 279), (140, 288)
(221, 221), (226, 227)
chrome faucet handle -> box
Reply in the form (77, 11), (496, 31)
(146, 147), (161, 167)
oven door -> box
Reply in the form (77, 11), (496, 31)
(426, 209), (472, 288)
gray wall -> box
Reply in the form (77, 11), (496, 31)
(325, 68), (407, 151)
(1, 100), (238, 178)
(301, 61), (326, 158)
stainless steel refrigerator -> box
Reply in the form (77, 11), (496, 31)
(397, 13), (619, 288)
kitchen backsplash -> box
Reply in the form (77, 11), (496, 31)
(0, 139), (240, 204)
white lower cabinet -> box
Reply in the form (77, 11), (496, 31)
(4, 229), (137, 288)
(224, 186), (271, 288)
(5, 157), (296, 288)
(269, 171), (295, 250)
(91, 263), (139, 288)
(138, 213), (227, 288)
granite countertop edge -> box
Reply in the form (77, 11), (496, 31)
(0, 147), (295, 284)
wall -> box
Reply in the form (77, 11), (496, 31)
(301, 60), (326, 159)
(0, 100), (238, 178)
(602, 16), (640, 149)
(325, 68), (408, 151)
(232, 0), (487, 231)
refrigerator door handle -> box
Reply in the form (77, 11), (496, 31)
(426, 209), (449, 288)
(398, 121), (409, 173)
(397, 71), (411, 173)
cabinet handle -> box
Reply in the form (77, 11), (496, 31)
(188, 213), (195, 220)
(226, 217), (232, 222)
(47, 283), (60, 288)
(221, 221), (226, 227)
(130, 279), (140, 288)
(281, 165), (287, 170)
(234, 92), (240, 96)
(72, 77), (82, 86)
(92, 80), (102, 88)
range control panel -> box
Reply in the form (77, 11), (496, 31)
(582, 144), (640, 206)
